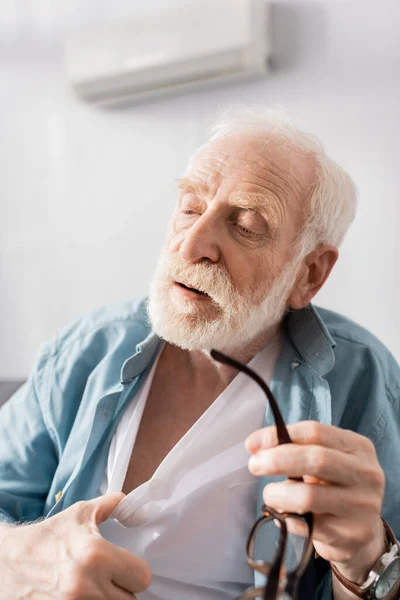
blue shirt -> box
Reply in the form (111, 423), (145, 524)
(1, 298), (399, 599)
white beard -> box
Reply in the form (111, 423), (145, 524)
(147, 252), (300, 353)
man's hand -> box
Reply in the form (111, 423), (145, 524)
(1, 492), (151, 599)
(246, 421), (387, 584)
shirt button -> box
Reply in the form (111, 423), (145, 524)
(55, 490), (63, 503)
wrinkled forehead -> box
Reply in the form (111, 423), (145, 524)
(186, 132), (316, 208)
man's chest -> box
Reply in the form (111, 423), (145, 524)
(121, 367), (222, 495)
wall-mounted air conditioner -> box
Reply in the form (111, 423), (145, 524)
(65, 0), (270, 106)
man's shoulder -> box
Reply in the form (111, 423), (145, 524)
(314, 305), (400, 390)
(315, 305), (389, 353)
(37, 297), (151, 370)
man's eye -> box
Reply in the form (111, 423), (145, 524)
(235, 223), (259, 237)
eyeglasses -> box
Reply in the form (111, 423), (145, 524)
(210, 349), (314, 600)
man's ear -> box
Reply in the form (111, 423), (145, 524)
(288, 245), (339, 310)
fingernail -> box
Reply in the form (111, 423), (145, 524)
(248, 455), (261, 474)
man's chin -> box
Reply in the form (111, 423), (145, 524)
(150, 322), (214, 352)
(148, 282), (262, 352)
(148, 297), (226, 351)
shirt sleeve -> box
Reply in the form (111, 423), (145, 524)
(0, 353), (58, 524)
(293, 552), (332, 599)
(372, 393), (400, 543)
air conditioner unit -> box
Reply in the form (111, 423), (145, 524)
(65, 0), (270, 106)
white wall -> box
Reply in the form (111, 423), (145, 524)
(1, 0), (400, 378)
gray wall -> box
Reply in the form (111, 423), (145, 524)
(1, 0), (400, 377)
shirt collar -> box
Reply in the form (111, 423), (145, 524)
(120, 330), (163, 383)
(286, 303), (336, 375)
(120, 301), (336, 383)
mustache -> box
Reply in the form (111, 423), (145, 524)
(164, 254), (235, 301)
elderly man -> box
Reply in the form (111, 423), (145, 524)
(1, 108), (399, 600)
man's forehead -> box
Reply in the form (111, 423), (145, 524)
(191, 136), (263, 170)
(189, 133), (312, 181)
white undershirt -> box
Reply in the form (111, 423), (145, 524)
(99, 332), (283, 600)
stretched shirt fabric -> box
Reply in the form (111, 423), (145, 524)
(97, 334), (282, 599)
(0, 298), (399, 600)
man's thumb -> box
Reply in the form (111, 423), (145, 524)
(88, 492), (126, 525)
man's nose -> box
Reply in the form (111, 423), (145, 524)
(178, 215), (220, 263)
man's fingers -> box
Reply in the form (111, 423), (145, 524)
(248, 443), (381, 487)
(107, 582), (137, 600)
(105, 542), (152, 594)
(246, 421), (376, 456)
(262, 479), (382, 517)
(83, 492), (126, 526)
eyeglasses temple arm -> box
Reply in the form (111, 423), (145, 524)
(210, 349), (292, 445)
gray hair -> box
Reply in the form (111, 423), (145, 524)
(197, 106), (358, 258)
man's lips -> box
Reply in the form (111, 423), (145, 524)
(174, 281), (209, 296)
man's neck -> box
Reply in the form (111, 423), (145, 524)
(163, 322), (282, 391)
